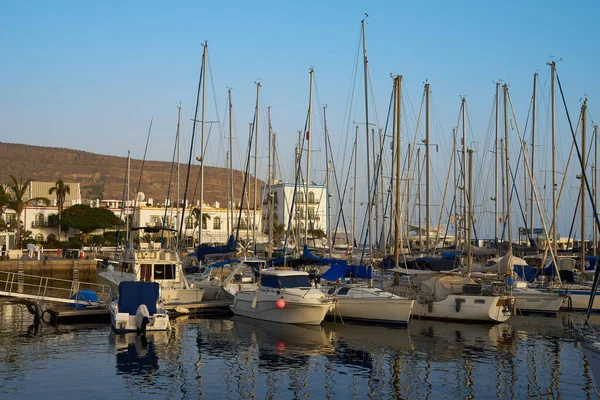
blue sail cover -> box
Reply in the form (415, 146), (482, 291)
(269, 245), (348, 267)
(118, 281), (159, 316)
(196, 235), (236, 262)
(302, 245), (348, 265)
(321, 264), (373, 281)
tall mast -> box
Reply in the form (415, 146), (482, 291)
(353, 125), (358, 252)
(425, 82), (431, 251)
(467, 149), (473, 275)
(361, 18), (373, 260)
(126, 150), (130, 242)
(267, 105), (274, 257)
(199, 42), (207, 247)
(530, 73), (537, 238)
(494, 83), (499, 246)
(228, 88), (234, 234)
(305, 69), (314, 246)
(394, 75), (402, 267)
(503, 84), (512, 251)
(176, 104), (181, 232)
(461, 97), (467, 249)
(453, 129), (458, 247)
(500, 137), (505, 238)
(595, 124), (599, 256)
(581, 100), (587, 278)
(406, 143), (412, 237)
(549, 61), (557, 256)
(417, 148), (422, 251)
(324, 105), (332, 255)
(252, 82), (261, 249)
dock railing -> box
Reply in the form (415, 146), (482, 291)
(0, 271), (112, 306)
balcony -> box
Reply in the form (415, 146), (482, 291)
(31, 221), (58, 228)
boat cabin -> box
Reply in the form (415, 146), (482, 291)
(260, 270), (312, 289)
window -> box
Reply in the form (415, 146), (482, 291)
(260, 274), (312, 288)
(150, 215), (161, 227)
(337, 287), (351, 296)
(296, 191), (304, 203)
(213, 217), (221, 230)
(308, 208), (315, 218)
(154, 264), (176, 280)
(202, 218), (207, 230)
(308, 191), (315, 203)
(185, 216), (193, 229)
(34, 213), (44, 227)
(299, 208), (305, 218)
(35, 233), (44, 242)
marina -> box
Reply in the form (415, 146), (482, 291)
(1, 302), (599, 399)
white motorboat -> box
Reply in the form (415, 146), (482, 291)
(187, 257), (265, 301)
(230, 269), (333, 325)
(98, 234), (204, 309)
(109, 281), (171, 333)
(321, 284), (414, 325)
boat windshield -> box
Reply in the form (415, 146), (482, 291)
(261, 274), (312, 289)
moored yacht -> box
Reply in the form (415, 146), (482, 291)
(230, 269), (333, 325)
(109, 281), (171, 333)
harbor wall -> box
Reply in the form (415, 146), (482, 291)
(0, 259), (97, 281)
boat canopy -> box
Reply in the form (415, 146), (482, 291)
(196, 235), (236, 262)
(321, 264), (373, 281)
(269, 245), (349, 267)
(118, 281), (159, 316)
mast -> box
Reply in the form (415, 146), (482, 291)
(417, 148), (422, 251)
(500, 137), (505, 239)
(425, 82), (431, 251)
(595, 124), (599, 256)
(353, 125), (358, 253)
(453, 129), (458, 248)
(494, 83), (499, 247)
(267, 105), (274, 257)
(529, 73), (537, 236)
(199, 42), (207, 247)
(361, 18), (373, 260)
(394, 75), (402, 267)
(176, 104), (181, 233)
(503, 84), (512, 251)
(549, 61), (558, 256)
(461, 97), (467, 249)
(126, 150), (130, 242)
(406, 143), (412, 238)
(467, 149), (473, 275)
(253, 82), (261, 249)
(324, 105), (332, 255)
(305, 68), (314, 246)
(228, 88), (234, 234)
(581, 100), (587, 278)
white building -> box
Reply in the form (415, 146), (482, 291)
(260, 182), (328, 237)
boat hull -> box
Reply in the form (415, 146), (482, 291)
(555, 288), (600, 311)
(411, 294), (512, 323)
(514, 291), (564, 313)
(328, 298), (414, 325)
(109, 305), (171, 333)
(582, 342), (600, 385)
(230, 291), (332, 325)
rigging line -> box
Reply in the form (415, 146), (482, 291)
(433, 128), (457, 251)
(178, 52), (205, 244)
(332, 127), (356, 249)
(359, 83), (394, 264)
(161, 118), (180, 243)
(115, 152), (129, 254)
(133, 118), (153, 228)
(235, 113), (257, 246)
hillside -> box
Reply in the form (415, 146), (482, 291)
(0, 142), (262, 208)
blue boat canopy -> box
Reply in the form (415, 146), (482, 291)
(196, 235), (236, 262)
(321, 264), (373, 281)
(118, 281), (159, 316)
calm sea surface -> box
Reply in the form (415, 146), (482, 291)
(0, 303), (599, 399)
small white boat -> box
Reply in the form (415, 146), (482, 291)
(513, 281), (565, 313)
(110, 281), (171, 333)
(230, 269), (333, 325)
(322, 284), (414, 325)
(188, 257), (264, 300)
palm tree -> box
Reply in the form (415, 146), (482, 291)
(6, 175), (50, 248)
(49, 179), (70, 238)
(0, 185), (9, 218)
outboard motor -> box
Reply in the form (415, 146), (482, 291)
(135, 304), (150, 332)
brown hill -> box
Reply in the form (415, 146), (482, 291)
(0, 142), (262, 208)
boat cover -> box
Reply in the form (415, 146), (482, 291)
(269, 245), (348, 267)
(68, 289), (99, 308)
(321, 264), (373, 281)
(118, 281), (159, 316)
(418, 275), (476, 302)
(196, 235), (236, 262)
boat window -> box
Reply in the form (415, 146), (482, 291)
(261, 275), (280, 288)
(154, 264), (176, 280)
(337, 287), (351, 296)
(327, 287), (336, 295)
(474, 299), (486, 304)
(278, 275), (312, 288)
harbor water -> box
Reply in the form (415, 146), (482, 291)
(0, 302), (599, 399)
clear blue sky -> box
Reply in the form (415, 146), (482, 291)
(2, 1), (599, 238)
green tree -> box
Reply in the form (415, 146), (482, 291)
(0, 185), (10, 218)
(49, 179), (70, 238)
(60, 204), (121, 243)
(6, 175), (50, 248)
(272, 221), (286, 241)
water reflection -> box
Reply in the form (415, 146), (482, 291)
(110, 330), (169, 376)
